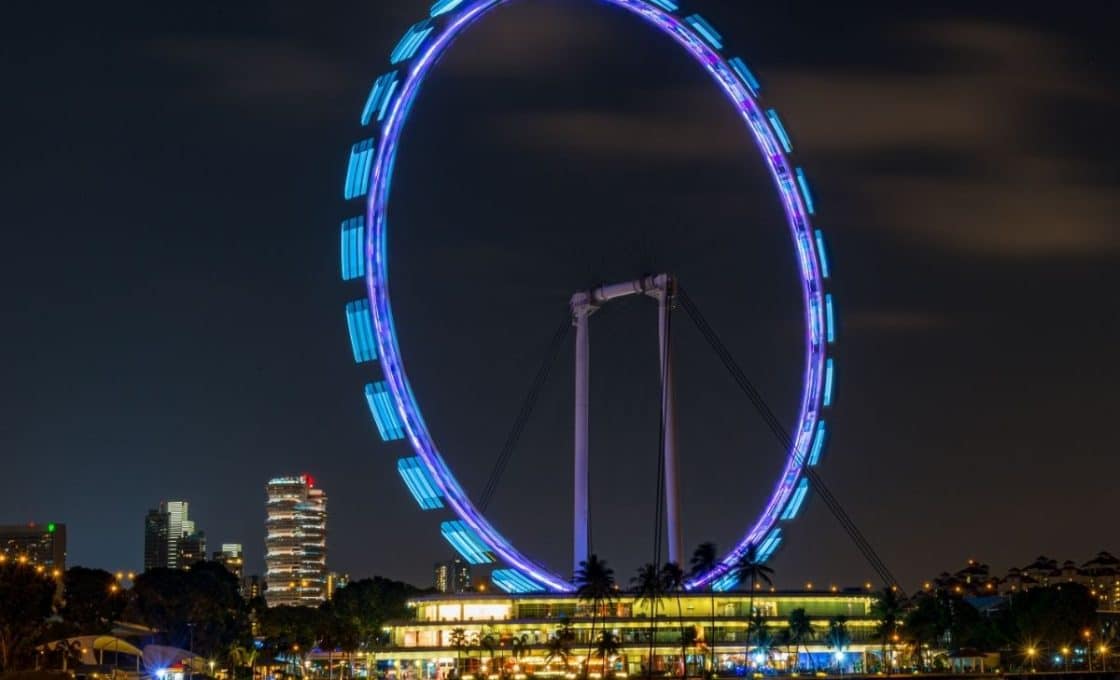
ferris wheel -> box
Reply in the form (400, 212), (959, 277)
(338, 0), (836, 594)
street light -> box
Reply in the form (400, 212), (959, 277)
(1061, 647), (1070, 672)
(1025, 647), (1036, 672)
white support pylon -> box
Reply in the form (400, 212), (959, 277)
(570, 273), (681, 573)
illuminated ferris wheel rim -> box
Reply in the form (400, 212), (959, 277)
(340, 0), (836, 593)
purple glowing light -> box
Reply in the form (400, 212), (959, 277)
(359, 0), (831, 592)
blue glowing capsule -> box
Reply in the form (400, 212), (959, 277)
(440, 520), (496, 564)
(711, 570), (740, 592)
(491, 568), (542, 594)
(728, 57), (761, 96)
(808, 421), (827, 466)
(340, 217), (365, 281)
(684, 14), (723, 50)
(397, 457), (444, 510)
(429, 0), (465, 17)
(344, 139), (375, 199)
(360, 71), (400, 126)
(346, 299), (377, 363)
(390, 19), (436, 64)
(766, 109), (793, 154)
(825, 294), (836, 344)
(646, 0), (679, 11)
(815, 230), (831, 279)
(823, 358), (835, 407)
(365, 381), (404, 441)
(780, 478), (811, 520)
(757, 528), (783, 562)
(795, 167), (816, 215)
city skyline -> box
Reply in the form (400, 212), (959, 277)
(1, 0), (1118, 589)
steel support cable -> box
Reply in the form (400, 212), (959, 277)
(679, 288), (896, 588)
(477, 315), (572, 513)
(676, 286), (900, 590)
(679, 287), (897, 589)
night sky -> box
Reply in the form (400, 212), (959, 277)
(2, 0), (1118, 591)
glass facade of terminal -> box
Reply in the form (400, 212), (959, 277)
(377, 591), (887, 678)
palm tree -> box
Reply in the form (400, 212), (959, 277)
(450, 628), (468, 678)
(661, 563), (688, 679)
(546, 620), (575, 672)
(575, 555), (617, 679)
(902, 593), (943, 672)
(632, 563), (665, 679)
(689, 543), (719, 679)
(733, 544), (774, 665)
(596, 630), (622, 677)
(511, 635), (529, 675)
(871, 588), (904, 676)
(825, 616), (851, 674)
(752, 624), (775, 671)
(787, 608), (815, 672)
(775, 627), (792, 673)
(480, 632), (498, 676)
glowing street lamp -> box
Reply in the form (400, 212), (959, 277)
(1025, 647), (1036, 672)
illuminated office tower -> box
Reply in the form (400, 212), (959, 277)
(165, 501), (190, 569)
(265, 475), (328, 607)
(143, 500), (201, 571)
(434, 558), (472, 593)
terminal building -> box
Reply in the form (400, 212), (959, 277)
(380, 590), (885, 678)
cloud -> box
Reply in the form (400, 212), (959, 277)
(439, 1), (612, 75)
(149, 37), (363, 105)
(488, 20), (1119, 258)
(763, 21), (1120, 256)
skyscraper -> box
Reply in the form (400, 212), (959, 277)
(434, 558), (472, 593)
(143, 510), (168, 571)
(265, 475), (327, 607)
(143, 500), (204, 571)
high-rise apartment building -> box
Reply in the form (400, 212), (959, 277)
(265, 475), (327, 607)
(143, 500), (204, 571)
(0, 523), (66, 569)
(434, 558), (472, 593)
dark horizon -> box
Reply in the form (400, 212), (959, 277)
(1, 0), (1117, 590)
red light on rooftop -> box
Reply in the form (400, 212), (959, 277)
(304, 474), (316, 488)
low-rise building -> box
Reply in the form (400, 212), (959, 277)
(0, 522), (66, 569)
(382, 591), (884, 679)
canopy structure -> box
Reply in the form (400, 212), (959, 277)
(39, 635), (144, 669)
